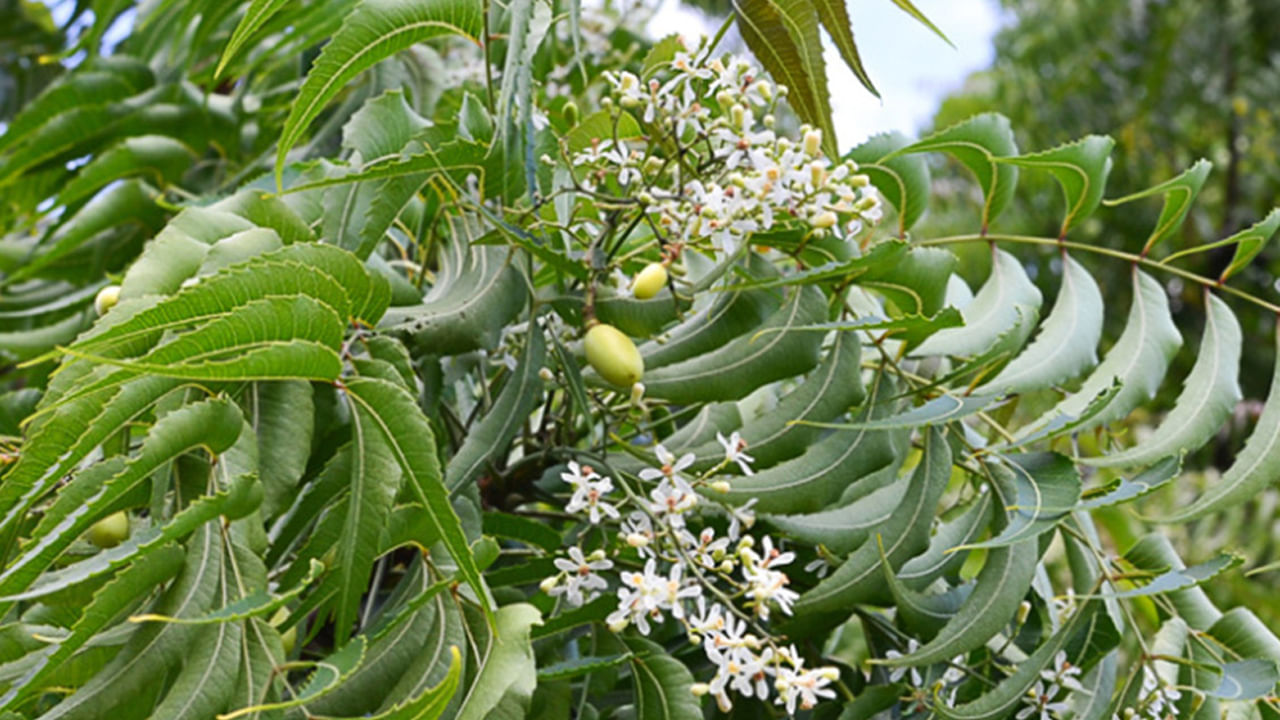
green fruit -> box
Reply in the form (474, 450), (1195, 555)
(87, 511), (130, 548)
(585, 323), (644, 387)
(631, 262), (668, 300)
(94, 285), (121, 316)
(270, 607), (297, 655)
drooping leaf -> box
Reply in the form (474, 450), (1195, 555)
(890, 113), (1019, 229)
(846, 131), (931, 235)
(911, 248), (1042, 358)
(1086, 291), (1241, 467)
(1001, 135), (1115, 237)
(622, 637), (702, 720)
(1102, 159), (1211, 256)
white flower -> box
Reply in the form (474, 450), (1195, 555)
(621, 512), (656, 558)
(646, 478), (698, 528)
(886, 639), (923, 687)
(727, 498), (757, 540)
(563, 465), (620, 524)
(1041, 651), (1085, 693)
(1016, 680), (1071, 720)
(743, 565), (797, 619)
(549, 547), (612, 606)
(716, 431), (755, 474)
(639, 444), (696, 485)
(606, 558), (664, 634)
(687, 597), (728, 637)
(803, 557), (831, 579)
(774, 666), (838, 715)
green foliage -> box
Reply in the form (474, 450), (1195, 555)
(1, 0), (1280, 718)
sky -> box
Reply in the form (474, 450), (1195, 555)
(649, 0), (1004, 151)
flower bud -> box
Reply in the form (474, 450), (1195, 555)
(1016, 600), (1031, 624)
(630, 262), (668, 300)
(812, 211), (838, 229)
(803, 129), (822, 157)
(763, 114), (775, 128)
(607, 618), (629, 633)
(690, 683), (710, 697)
(626, 532), (651, 548)
(538, 367), (555, 382)
(588, 549), (607, 562)
(539, 576), (559, 593)
(629, 381), (647, 404)
(715, 90), (733, 108)
(94, 285), (121, 316)
(585, 323), (644, 387)
(710, 480), (731, 493)
(818, 667), (840, 680)
(756, 80), (772, 101)
(718, 560), (734, 574)
(731, 104), (745, 129)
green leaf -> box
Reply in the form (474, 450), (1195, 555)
(1208, 661), (1280, 701)
(882, 539), (1038, 667)
(911, 248), (1042, 358)
(846, 131), (931, 235)
(1218, 208), (1280, 281)
(0, 543), (184, 710)
(482, 513), (561, 553)
(1086, 292), (1241, 467)
(890, 113), (1019, 230)
(57, 135), (194, 208)
(622, 637), (702, 720)
(276, 0), (485, 185)
(887, 0), (953, 46)
(355, 644), (463, 720)
(962, 453), (1080, 550)
(1167, 324), (1280, 521)
(809, 0), (877, 98)
(327, 388), (403, 642)
(0, 397), (242, 600)
(719, 380), (902, 514)
(732, 0), (837, 155)
(1001, 135), (1115, 237)
(896, 491), (994, 588)
(1124, 534), (1221, 630)
(637, 256), (784, 370)
(455, 603), (541, 720)
(36, 523), (223, 720)
(343, 376), (492, 622)
(445, 328), (545, 492)
(640, 285), (826, 403)
(976, 254), (1103, 395)
(1021, 268), (1181, 437)
(536, 654), (632, 682)
(934, 602), (1100, 720)
(1079, 456), (1180, 509)
(224, 637), (369, 717)
(792, 426), (950, 617)
(0, 58), (153, 156)
(1107, 552), (1243, 599)
(216, 0), (294, 77)
(822, 392), (996, 431)
(1103, 159), (1211, 256)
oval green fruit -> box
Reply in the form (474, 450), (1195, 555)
(585, 323), (644, 387)
(87, 511), (130, 548)
(630, 262), (668, 300)
(270, 607), (297, 655)
(94, 285), (121, 316)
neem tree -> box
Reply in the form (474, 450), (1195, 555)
(1, 0), (1279, 718)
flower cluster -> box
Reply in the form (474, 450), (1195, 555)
(570, 41), (883, 259)
(542, 437), (842, 715)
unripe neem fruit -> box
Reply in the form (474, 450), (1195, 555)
(269, 607), (297, 655)
(94, 285), (121, 316)
(630, 262), (668, 300)
(87, 511), (130, 548)
(585, 323), (644, 387)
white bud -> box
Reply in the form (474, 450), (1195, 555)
(710, 480), (731, 493)
(626, 533), (651, 548)
(803, 129), (822, 157)
(539, 576), (558, 593)
(588, 549), (607, 562)
(607, 618), (629, 633)
(1016, 600), (1031, 624)
(538, 367), (555, 382)
(812, 211), (838, 229)
(630, 382), (646, 404)
(690, 683), (710, 697)
(756, 79), (772, 101)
